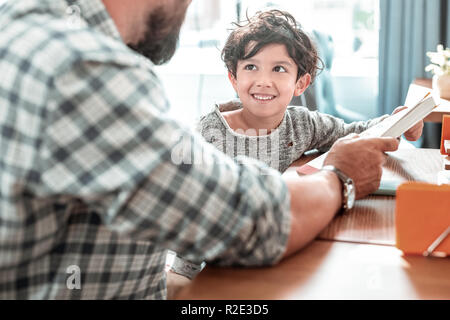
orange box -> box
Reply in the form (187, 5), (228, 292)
(395, 182), (450, 256)
(440, 115), (450, 155)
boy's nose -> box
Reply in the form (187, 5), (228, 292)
(255, 73), (273, 88)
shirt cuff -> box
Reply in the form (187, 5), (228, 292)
(170, 255), (205, 279)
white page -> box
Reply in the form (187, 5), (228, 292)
(298, 93), (436, 173)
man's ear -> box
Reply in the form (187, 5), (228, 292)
(228, 71), (238, 92)
(293, 73), (311, 96)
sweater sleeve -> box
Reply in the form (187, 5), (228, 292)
(304, 110), (389, 151)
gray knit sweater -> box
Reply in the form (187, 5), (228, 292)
(196, 100), (389, 173)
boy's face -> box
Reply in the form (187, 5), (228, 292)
(229, 43), (310, 120)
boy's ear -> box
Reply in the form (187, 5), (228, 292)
(228, 71), (238, 92)
(294, 74), (311, 96)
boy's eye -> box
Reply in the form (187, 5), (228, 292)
(244, 64), (256, 71)
(274, 66), (287, 73)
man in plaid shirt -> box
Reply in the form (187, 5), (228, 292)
(0, 0), (399, 299)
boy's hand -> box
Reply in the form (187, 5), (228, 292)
(323, 134), (399, 199)
(391, 106), (424, 141)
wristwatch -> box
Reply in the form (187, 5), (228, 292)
(321, 165), (356, 211)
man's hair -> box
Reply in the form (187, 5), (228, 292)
(222, 9), (322, 82)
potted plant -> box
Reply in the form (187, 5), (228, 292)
(425, 44), (450, 100)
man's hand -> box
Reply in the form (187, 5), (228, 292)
(282, 134), (398, 258)
(392, 106), (424, 141)
(323, 134), (399, 199)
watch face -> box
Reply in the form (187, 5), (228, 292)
(346, 183), (356, 209)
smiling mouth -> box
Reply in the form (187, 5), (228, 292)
(252, 94), (275, 101)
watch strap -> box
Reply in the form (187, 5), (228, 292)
(321, 165), (354, 212)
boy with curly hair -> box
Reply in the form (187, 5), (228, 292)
(196, 9), (422, 172)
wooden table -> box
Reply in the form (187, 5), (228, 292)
(411, 78), (450, 123)
(175, 149), (450, 300)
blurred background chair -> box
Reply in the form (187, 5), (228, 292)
(291, 30), (369, 123)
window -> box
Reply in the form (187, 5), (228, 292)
(253, 0), (380, 77)
(157, 0), (381, 125)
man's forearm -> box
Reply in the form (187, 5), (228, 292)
(281, 170), (341, 258)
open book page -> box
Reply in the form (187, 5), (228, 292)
(296, 139), (415, 195)
(318, 149), (442, 245)
(405, 83), (450, 113)
(297, 93), (437, 179)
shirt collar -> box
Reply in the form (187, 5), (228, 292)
(64, 0), (122, 41)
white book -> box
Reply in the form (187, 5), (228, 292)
(360, 93), (436, 138)
(297, 93), (438, 179)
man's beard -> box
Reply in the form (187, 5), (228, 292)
(128, 7), (183, 65)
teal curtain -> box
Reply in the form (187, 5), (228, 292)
(378, 0), (449, 147)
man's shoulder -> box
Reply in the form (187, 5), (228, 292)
(0, 1), (141, 77)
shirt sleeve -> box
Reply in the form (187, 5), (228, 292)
(305, 110), (389, 151)
(35, 59), (291, 267)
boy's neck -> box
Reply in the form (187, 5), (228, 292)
(224, 108), (285, 136)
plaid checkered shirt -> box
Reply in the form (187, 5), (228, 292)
(0, 0), (291, 299)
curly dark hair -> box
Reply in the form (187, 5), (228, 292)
(222, 9), (322, 82)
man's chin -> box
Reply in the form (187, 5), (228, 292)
(127, 4), (184, 65)
(128, 34), (179, 65)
